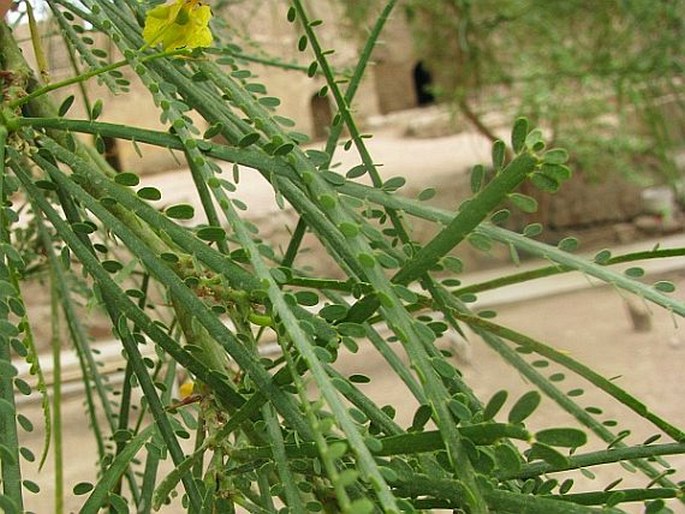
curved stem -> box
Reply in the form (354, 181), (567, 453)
(8, 48), (190, 110)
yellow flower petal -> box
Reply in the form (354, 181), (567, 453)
(179, 380), (195, 398)
(142, 0), (213, 50)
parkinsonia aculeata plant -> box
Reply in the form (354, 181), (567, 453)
(0, 1), (684, 513)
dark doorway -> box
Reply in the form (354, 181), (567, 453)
(310, 94), (333, 140)
(102, 136), (122, 171)
(413, 61), (435, 106)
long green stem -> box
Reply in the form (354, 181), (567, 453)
(0, 126), (24, 514)
(8, 48), (189, 110)
(393, 153), (537, 285)
(47, 232), (64, 514)
(499, 441), (685, 480)
(455, 247), (685, 296)
(454, 312), (685, 441)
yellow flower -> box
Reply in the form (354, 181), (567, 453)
(179, 380), (195, 399)
(142, 0), (213, 51)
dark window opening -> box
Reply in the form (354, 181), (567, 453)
(102, 136), (122, 171)
(310, 94), (333, 141)
(413, 61), (435, 106)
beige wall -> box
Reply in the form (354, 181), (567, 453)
(14, 1), (423, 174)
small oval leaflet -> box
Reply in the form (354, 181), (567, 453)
(73, 482), (94, 495)
(203, 123), (223, 139)
(559, 478), (574, 494)
(511, 117), (529, 154)
(114, 172), (140, 186)
(529, 442), (569, 468)
(543, 148), (569, 164)
(95, 134), (106, 154)
(137, 187), (162, 201)
(165, 204), (195, 220)
(508, 390), (541, 424)
(102, 260), (123, 273)
(307, 61), (318, 77)
(447, 398), (471, 421)
(535, 428), (587, 448)
(349, 374), (371, 384)
(525, 128), (544, 151)
(319, 304), (348, 321)
(594, 249), (612, 264)
(294, 291), (319, 306)
(557, 237), (579, 252)
(470, 164), (485, 193)
(346, 164), (367, 179)
(258, 96), (281, 108)
(337, 322), (367, 338)
(490, 208), (510, 224)
(418, 187), (436, 201)
(338, 222), (360, 238)
(411, 404), (433, 431)
(492, 139), (506, 169)
(91, 99), (103, 120)
(20, 447), (35, 463)
(432, 358), (457, 379)
(530, 172), (559, 193)
(17, 414), (33, 432)
(509, 193), (538, 213)
(483, 390), (508, 421)
(305, 149), (329, 166)
(608, 430), (631, 449)
(495, 444), (521, 476)
(468, 233), (492, 252)
(364, 436), (383, 453)
(23, 480), (40, 494)
(297, 35), (308, 52)
(318, 194), (336, 209)
(11, 338), (28, 357)
(71, 222), (97, 234)
(393, 284), (417, 303)
(540, 163), (572, 182)
(654, 280), (676, 293)
(537, 478), (559, 495)
(383, 176), (406, 192)
(196, 227), (226, 242)
(112, 429), (133, 443)
(231, 69), (251, 79)
(442, 256), (463, 274)
(286, 6), (296, 21)
(624, 266), (645, 278)
(58, 95), (75, 116)
(523, 223), (543, 237)
(160, 252), (179, 263)
(238, 133), (261, 148)
(357, 253), (376, 268)
(14, 378), (32, 396)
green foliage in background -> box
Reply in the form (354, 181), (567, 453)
(0, 1), (684, 513)
(345, 0), (685, 186)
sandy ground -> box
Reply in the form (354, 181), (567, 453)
(15, 267), (685, 513)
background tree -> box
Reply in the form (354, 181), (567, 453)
(344, 0), (684, 188)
